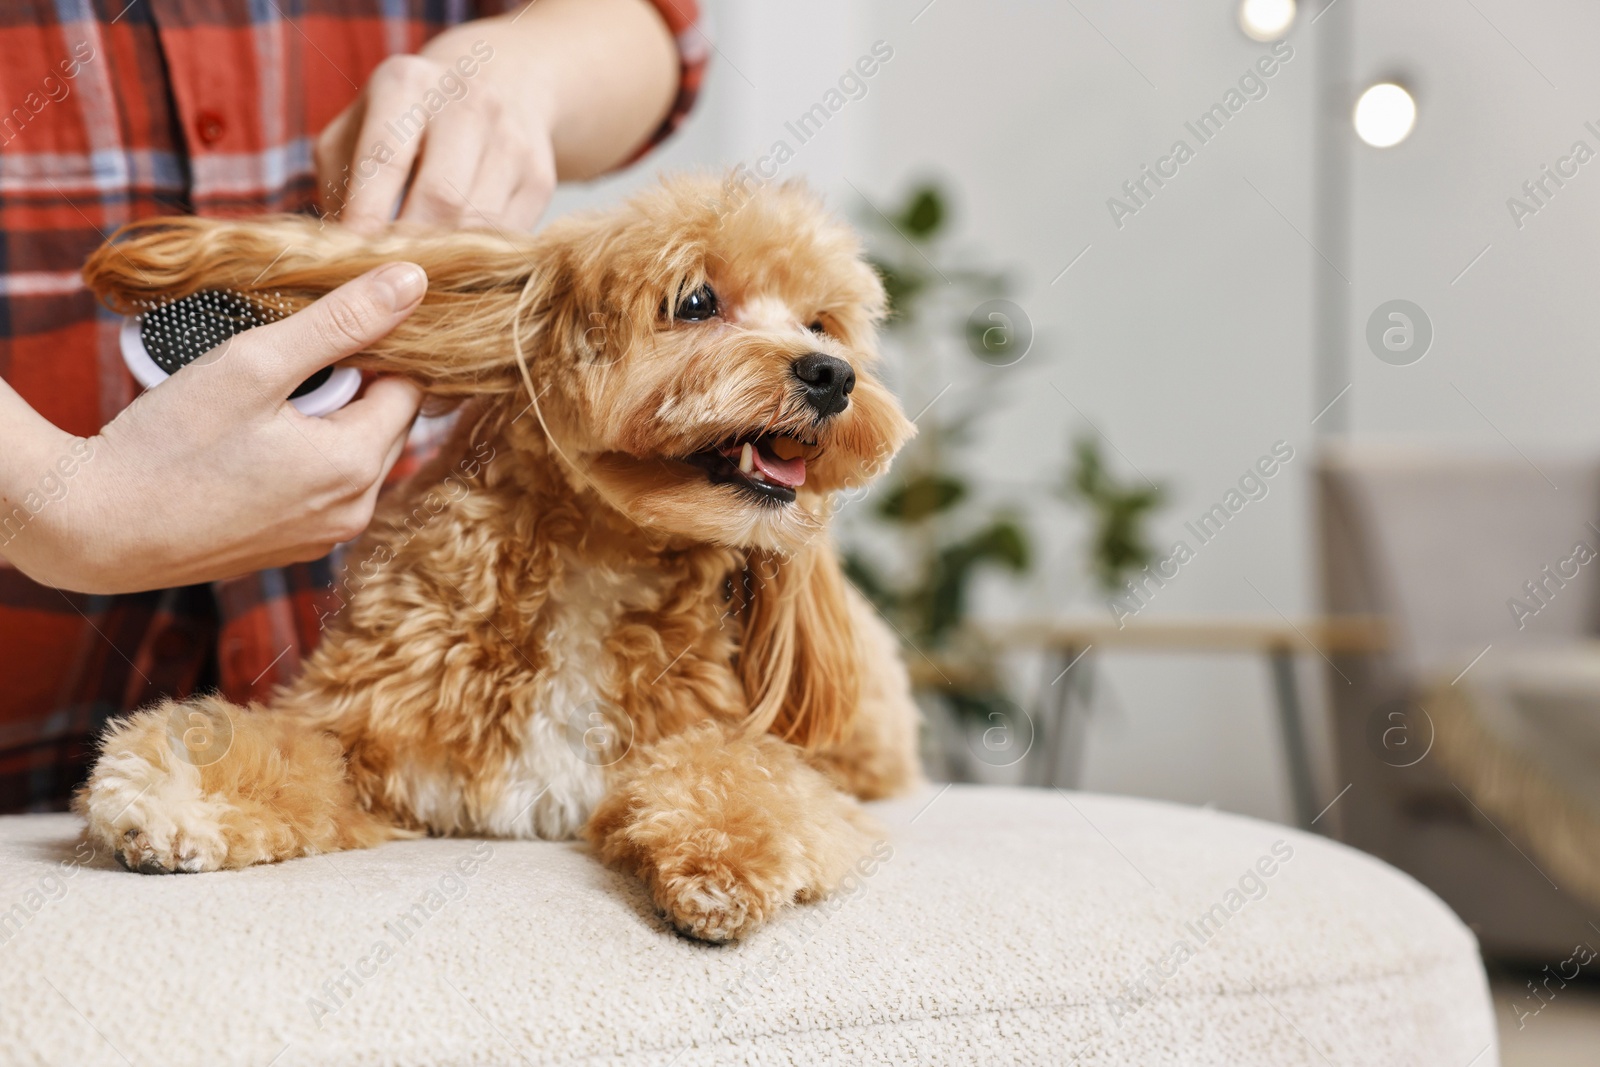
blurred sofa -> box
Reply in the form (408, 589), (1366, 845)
(1319, 442), (1600, 961)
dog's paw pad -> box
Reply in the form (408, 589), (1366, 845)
(84, 760), (234, 875)
(116, 828), (173, 875)
(114, 826), (227, 875)
(661, 872), (775, 943)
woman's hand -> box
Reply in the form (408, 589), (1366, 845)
(312, 0), (680, 236)
(315, 52), (557, 234)
(2, 0), (681, 596)
(0, 264), (428, 595)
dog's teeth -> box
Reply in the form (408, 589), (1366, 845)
(739, 443), (754, 474)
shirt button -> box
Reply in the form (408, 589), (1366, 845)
(194, 110), (226, 147)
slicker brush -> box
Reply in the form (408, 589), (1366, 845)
(119, 289), (360, 416)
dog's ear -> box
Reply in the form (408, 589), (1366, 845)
(81, 214), (582, 399)
(737, 539), (862, 751)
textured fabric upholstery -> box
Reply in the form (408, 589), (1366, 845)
(0, 785), (1495, 1066)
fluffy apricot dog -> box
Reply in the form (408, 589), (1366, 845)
(73, 175), (922, 941)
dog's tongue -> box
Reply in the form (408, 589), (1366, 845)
(753, 442), (806, 488)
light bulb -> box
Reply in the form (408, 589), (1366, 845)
(1353, 83), (1417, 148)
(1239, 0), (1296, 42)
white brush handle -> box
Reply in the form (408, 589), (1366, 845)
(118, 316), (360, 417)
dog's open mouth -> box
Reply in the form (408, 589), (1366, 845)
(683, 433), (815, 504)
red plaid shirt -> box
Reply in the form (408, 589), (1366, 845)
(0, 0), (704, 812)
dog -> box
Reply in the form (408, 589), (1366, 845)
(73, 175), (923, 942)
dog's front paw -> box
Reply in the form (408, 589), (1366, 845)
(78, 748), (234, 875)
(656, 864), (788, 943)
(114, 824), (229, 875)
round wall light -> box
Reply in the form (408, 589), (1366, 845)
(1353, 82), (1417, 147)
(1239, 0), (1296, 42)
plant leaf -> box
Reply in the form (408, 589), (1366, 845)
(1066, 437), (1166, 593)
(898, 186), (945, 240)
(922, 545), (975, 644)
(968, 519), (1030, 571)
(878, 474), (968, 522)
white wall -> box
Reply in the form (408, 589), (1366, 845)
(855, 0), (1323, 822)
(558, 0), (1600, 825)
(1346, 0), (1600, 447)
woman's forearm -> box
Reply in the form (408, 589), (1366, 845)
(0, 379), (83, 574)
(422, 0), (680, 181)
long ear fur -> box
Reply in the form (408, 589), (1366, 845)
(737, 539), (862, 750)
(81, 215), (579, 399)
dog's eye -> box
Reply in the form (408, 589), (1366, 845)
(808, 320), (827, 335)
(674, 284), (719, 322)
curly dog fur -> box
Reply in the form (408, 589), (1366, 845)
(72, 175), (922, 941)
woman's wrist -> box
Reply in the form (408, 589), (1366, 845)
(420, 0), (677, 181)
(0, 412), (105, 587)
(418, 19), (563, 140)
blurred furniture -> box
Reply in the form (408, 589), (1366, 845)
(994, 616), (1387, 824)
(0, 785), (1496, 1065)
(1319, 442), (1600, 961)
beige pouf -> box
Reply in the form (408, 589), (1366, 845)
(0, 785), (1495, 1066)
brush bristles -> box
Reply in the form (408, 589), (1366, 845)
(133, 289), (293, 373)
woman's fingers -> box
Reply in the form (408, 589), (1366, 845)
(337, 57), (438, 233)
(371, 383), (424, 487)
(321, 375), (424, 483)
(400, 107), (494, 229)
(300, 376), (424, 541)
(502, 137), (558, 230)
(315, 53), (554, 234)
(347, 390), (424, 532)
(312, 104), (361, 216)
(460, 140), (521, 229)
(235, 264), (428, 402)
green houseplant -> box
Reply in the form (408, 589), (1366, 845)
(1067, 437), (1166, 596)
(839, 183), (1034, 767)
(838, 182), (1171, 782)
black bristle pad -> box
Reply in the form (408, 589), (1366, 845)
(136, 289), (291, 374)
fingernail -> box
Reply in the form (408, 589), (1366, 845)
(373, 262), (427, 310)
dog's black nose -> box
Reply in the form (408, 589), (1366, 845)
(792, 353), (856, 418)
